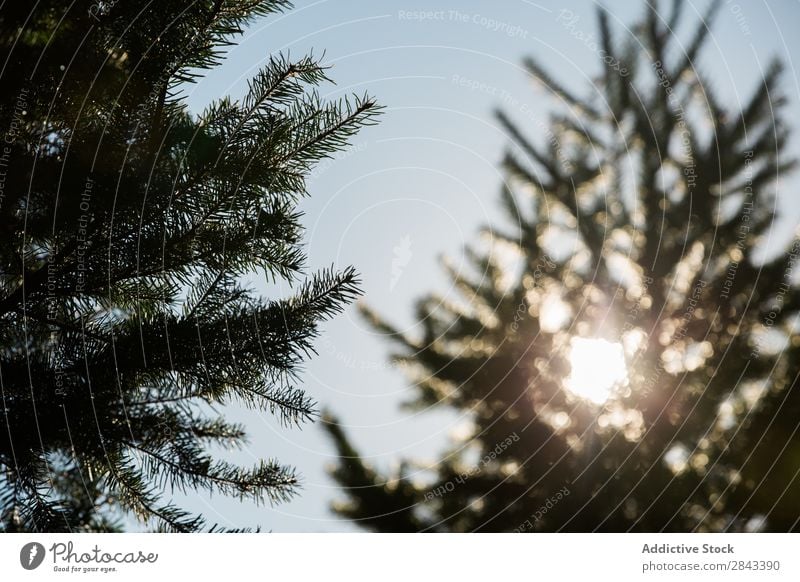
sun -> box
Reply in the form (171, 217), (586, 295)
(566, 337), (628, 404)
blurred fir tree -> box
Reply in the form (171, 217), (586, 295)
(0, 1), (379, 532)
(325, 0), (800, 532)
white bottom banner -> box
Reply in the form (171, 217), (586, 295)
(1, 533), (797, 581)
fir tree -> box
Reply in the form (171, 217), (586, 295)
(325, 1), (800, 532)
(0, 1), (379, 532)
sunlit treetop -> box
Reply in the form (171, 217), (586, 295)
(325, 0), (800, 533)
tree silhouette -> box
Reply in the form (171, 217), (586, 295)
(325, 1), (800, 532)
(0, 1), (379, 532)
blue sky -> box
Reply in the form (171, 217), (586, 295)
(175, 0), (800, 531)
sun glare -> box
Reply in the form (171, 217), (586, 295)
(566, 337), (628, 404)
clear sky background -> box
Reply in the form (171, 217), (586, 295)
(173, 0), (800, 531)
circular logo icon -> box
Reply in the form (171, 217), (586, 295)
(20, 542), (46, 570)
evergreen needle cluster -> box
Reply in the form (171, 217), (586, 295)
(0, 0), (379, 532)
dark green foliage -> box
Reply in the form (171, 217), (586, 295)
(0, 0), (378, 532)
(325, 1), (800, 532)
